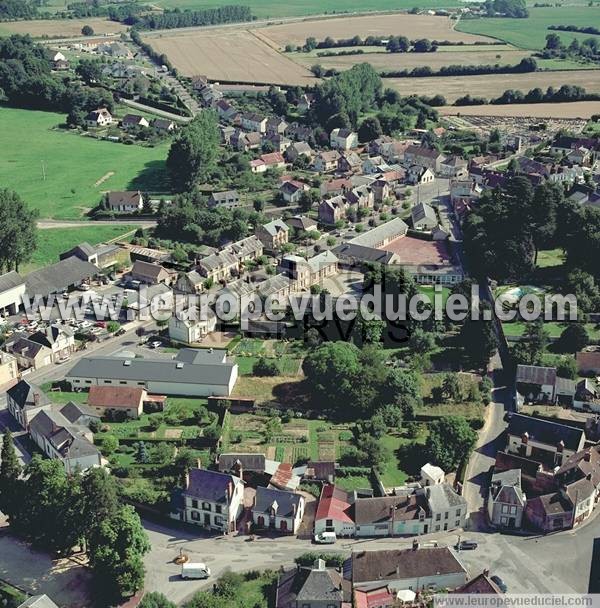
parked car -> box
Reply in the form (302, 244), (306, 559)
(314, 532), (336, 544)
(181, 563), (210, 580)
(149, 340), (162, 349)
(78, 283), (90, 291)
(455, 540), (478, 551)
(491, 575), (507, 593)
(115, 328), (126, 336)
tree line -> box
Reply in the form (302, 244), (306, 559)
(131, 6), (252, 31)
(483, 0), (529, 18)
(548, 24), (600, 36)
(455, 83), (600, 106)
(380, 56), (537, 78)
(0, 34), (114, 117)
(0, 432), (150, 606)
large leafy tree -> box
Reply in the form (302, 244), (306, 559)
(89, 505), (150, 602)
(0, 189), (38, 272)
(426, 416), (477, 471)
(0, 429), (22, 519)
(167, 111), (220, 191)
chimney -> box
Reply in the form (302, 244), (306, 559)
(197, 458), (202, 469)
(557, 440), (564, 452)
(483, 569), (490, 577)
(234, 460), (243, 479)
(184, 470), (190, 489)
(522, 432), (529, 444)
(226, 480), (232, 502)
(33, 393), (40, 406)
(584, 451), (591, 462)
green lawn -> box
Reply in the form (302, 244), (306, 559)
(502, 321), (600, 339)
(153, 0), (462, 18)
(0, 107), (170, 220)
(537, 248), (565, 269)
(378, 433), (409, 487)
(417, 285), (451, 307)
(456, 6), (600, 51)
(24, 225), (136, 272)
(336, 473), (374, 491)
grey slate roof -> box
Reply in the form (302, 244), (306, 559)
(254, 486), (302, 517)
(348, 217), (408, 247)
(184, 468), (241, 502)
(0, 270), (25, 293)
(295, 568), (344, 603)
(67, 355), (237, 387)
(25, 256), (98, 297)
(174, 348), (227, 365)
(426, 483), (467, 512)
(18, 596), (60, 608)
(7, 380), (50, 410)
(60, 401), (99, 424)
(260, 219), (289, 237)
(516, 364), (557, 386)
(507, 413), (584, 450)
(218, 453), (266, 473)
(412, 201), (437, 224)
(333, 243), (398, 265)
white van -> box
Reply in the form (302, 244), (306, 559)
(314, 531), (336, 544)
(181, 563), (211, 579)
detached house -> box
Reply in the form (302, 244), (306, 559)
(285, 141), (313, 163)
(87, 385), (148, 419)
(208, 190), (241, 209)
(106, 190), (143, 213)
(404, 145), (445, 172)
(279, 180), (308, 203)
(488, 468), (526, 529)
(439, 155), (468, 179)
(121, 114), (149, 130)
(314, 150), (341, 173)
(85, 107), (112, 128)
(412, 202), (438, 231)
(252, 486), (305, 534)
(257, 219), (289, 251)
(407, 165), (435, 185)
(319, 195), (348, 225)
(130, 260), (175, 285)
(241, 112), (268, 133)
(168, 308), (217, 345)
(170, 467), (244, 533)
(330, 128), (358, 150)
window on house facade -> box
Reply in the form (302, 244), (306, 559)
(191, 511), (200, 521)
(202, 502), (211, 511)
(191, 499), (198, 509)
(455, 520), (460, 527)
(435, 514), (441, 521)
(216, 505), (222, 514)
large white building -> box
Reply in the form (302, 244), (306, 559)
(66, 348), (238, 397)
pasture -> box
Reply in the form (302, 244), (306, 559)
(258, 13), (491, 48)
(0, 17), (127, 38)
(387, 69), (600, 103)
(143, 29), (314, 85)
(290, 48), (531, 72)
(456, 6), (600, 51)
(25, 225), (137, 272)
(151, 0), (463, 18)
(439, 101), (600, 119)
(0, 107), (169, 220)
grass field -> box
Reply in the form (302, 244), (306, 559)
(289, 48), (531, 72)
(0, 107), (169, 220)
(258, 13), (490, 48)
(153, 0), (463, 18)
(502, 321), (600, 339)
(24, 225), (136, 272)
(0, 17), (127, 38)
(388, 69), (600, 103)
(456, 6), (600, 51)
(143, 29), (314, 85)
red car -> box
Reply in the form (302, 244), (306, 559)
(95, 321), (107, 328)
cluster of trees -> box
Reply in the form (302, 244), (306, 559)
(307, 63), (437, 133)
(0, 34), (114, 117)
(387, 37), (438, 53)
(463, 176), (565, 281)
(0, 0), (37, 19)
(63, 1), (142, 23)
(132, 5), (252, 30)
(0, 434), (150, 605)
(167, 111), (220, 191)
(542, 32), (600, 62)
(548, 24), (600, 36)
(455, 83), (600, 106)
(381, 56), (537, 78)
(483, 0), (529, 17)
(156, 191), (260, 246)
(130, 29), (174, 72)
(0, 189), (38, 273)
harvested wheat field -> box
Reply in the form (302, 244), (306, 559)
(144, 29), (315, 85)
(257, 14), (493, 49)
(439, 101), (600, 119)
(291, 48), (531, 72)
(0, 17), (128, 38)
(387, 69), (600, 103)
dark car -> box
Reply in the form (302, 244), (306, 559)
(455, 540), (478, 550)
(491, 575), (507, 593)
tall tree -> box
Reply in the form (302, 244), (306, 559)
(0, 429), (22, 519)
(426, 416), (477, 471)
(89, 505), (151, 603)
(0, 189), (38, 272)
(166, 111), (219, 191)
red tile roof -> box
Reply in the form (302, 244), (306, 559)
(315, 484), (353, 524)
(88, 385), (145, 409)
